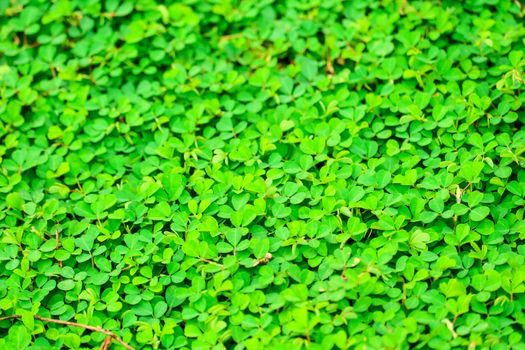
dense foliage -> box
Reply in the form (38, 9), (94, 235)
(1, 0), (525, 349)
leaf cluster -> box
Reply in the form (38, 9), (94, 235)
(1, 0), (525, 349)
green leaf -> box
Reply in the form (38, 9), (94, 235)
(16, 309), (34, 331)
(74, 227), (98, 251)
(182, 240), (200, 257)
(459, 161), (485, 183)
(148, 201), (171, 220)
(297, 56), (318, 80)
(252, 238), (270, 259)
(61, 334), (81, 349)
(57, 280), (76, 291)
(6, 192), (23, 210)
(469, 206), (490, 221)
(409, 230), (430, 251)
(272, 203), (292, 218)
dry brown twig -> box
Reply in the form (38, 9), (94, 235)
(0, 315), (134, 350)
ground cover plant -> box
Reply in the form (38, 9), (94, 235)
(1, 0), (525, 349)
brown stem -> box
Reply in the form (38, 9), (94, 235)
(121, 265), (134, 272)
(341, 252), (353, 281)
(219, 33), (243, 43)
(0, 315), (134, 350)
(341, 259), (348, 280)
(55, 226), (62, 268)
(326, 48), (334, 75)
(200, 258), (224, 270)
(100, 335), (112, 350)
